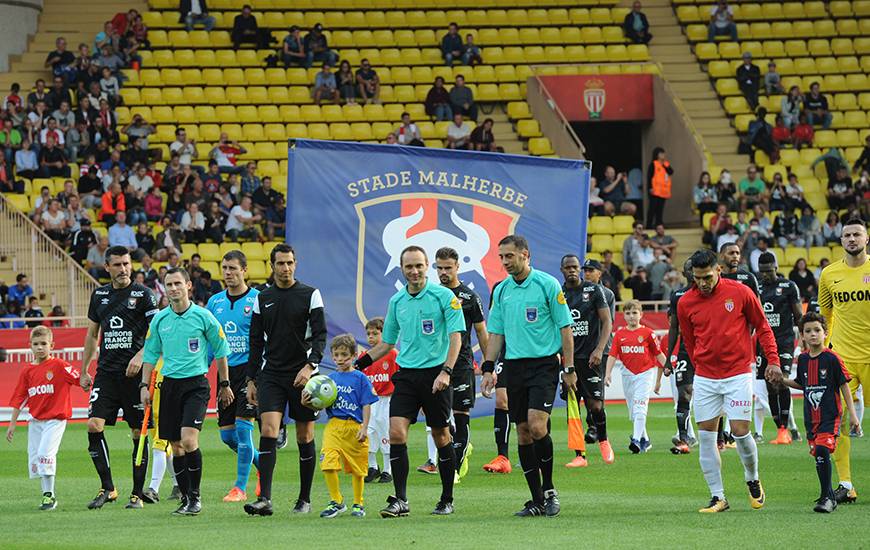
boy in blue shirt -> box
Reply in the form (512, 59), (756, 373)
(305, 334), (377, 518)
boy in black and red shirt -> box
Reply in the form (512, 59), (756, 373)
(785, 312), (859, 513)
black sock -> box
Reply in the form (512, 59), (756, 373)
(766, 381), (783, 427)
(131, 437), (149, 497)
(518, 443), (543, 504)
(533, 434), (555, 493)
(453, 414), (469, 472)
(186, 448), (203, 498)
(257, 436), (277, 500)
(777, 386), (791, 429)
(390, 443), (409, 502)
(815, 446), (834, 500)
(298, 440), (316, 503)
(676, 399), (691, 441)
(88, 432), (114, 492)
(437, 443), (456, 503)
(173, 455), (189, 498)
(575, 450), (586, 458)
(591, 408), (608, 441)
(717, 418), (725, 443)
(494, 409), (510, 457)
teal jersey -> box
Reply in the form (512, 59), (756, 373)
(206, 287), (259, 367)
(382, 279), (466, 369)
(143, 304), (229, 378)
(488, 268), (572, 360)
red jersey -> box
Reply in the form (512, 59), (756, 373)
(609, 325), (662, 374)
(9, 357), (80, 421)
(362, 349), (399, 396)
(677, 277), (778, 379)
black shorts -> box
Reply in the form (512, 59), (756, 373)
(756, 339), (795, 380)
(217, 365), (258, 427)
(495, 360), (507, 389)
(256, 371), (317, 422)
(88, 370), (145, 429)
(451, 369), (476, 412)
(503, 355), (560, 424)
(389, 366), (452, 429)
(673, 353), (695, 388)
(576, 358), (605, 403)
(158, 375), (210, 442)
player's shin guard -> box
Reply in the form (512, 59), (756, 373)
(453, 414), (470, 472)
(533, 435), (554, 492)
(256, 436), (277, 500)
(590, 408), (608, 441)
(298, 441), (316, 503)
(815, 446), (834, 500)
(220, 428), (239, 452)
(734, 433), (759, 482)
(186, 448), (203, 497)
(437, 444), (456, 502)
(88, 432), (115, 491)
(494, 408), (510, 457)
(676, 400), (691, 441)
(132, 437), (149, 496)
(518, 443), (543, 504)
(698, 430), (724, 498)
(389, 443), (409, 501)
(833, 421), (852, 484)
(173, 455), (189, 498)
(235, 419), (258, 490)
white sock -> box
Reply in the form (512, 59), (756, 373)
(754, 406), (765, 437)
(734, 432), (759, 482)
(168, 454), (178, 487)
(632, 414), (646, 442)
(841, 480), (854, 490)
(787, 411), (798, 431)
(368, 451), (378, 470)
(150, 449), (167, 491)
(426, 428), (437, 463)
(698, 430), (724, 499)
(687, 403), (696, 439)
(855, 396), (865, 425)
(382, 452), (391, 474)
(41, 475), (55, 495)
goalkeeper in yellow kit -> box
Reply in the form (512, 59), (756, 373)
(817, 218), (870, 504)
(141, 360), (180, 503)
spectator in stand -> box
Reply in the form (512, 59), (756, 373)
(14, 140), (39, 181)
(204, 200), (225, 244)
(70, 217), (97, 264)
(130, 13), (149, 48)
(99, 67), (120, 106)
(355, 59), (380, 104)
(747, 107), (779, 163)
(119, 31), (142, 69)
(8, 274), (33, 307)
(803, 82), (832, 129)
(66, 120), (90, 161)
(136, 256), (158, 287)
(38, 136), (69, 177)
(107, 211), (138, 257)
(738, 164), (767, 210)
(384, 132), (398, 144)
(781, 85), (802, 128)
(48, 76), (74, 112)
(0, 118), (22, 163)
(96, 99), (117, 133)
(716, 223), (739, 251)
(648, 254), (672, 300)
(785, 173), (808, 211)
(93, 21), (119, 55)
(622, 221), (645, 270)
(625, 266), (653, 301)
(72, 43), (93, 86)
(74, 96), (96, 129)
(226, 195), (261, 241)
(0, 303), (24, 329)
(450, 74), (478, 122)
(201, 161), (223, 193)
(77, 165), (103, 209)
(179, 202), (206, 243)
(396, 112), (424, 146)
(27, 79), (49, 109)
(40, 199), (68, 243)
(799, 206), (824, 247)
(335, 60), (356, 104)
(651, 224), (678, 258)
(135, 221), (155, 258)
(185, 178), (209, 212)
(313, 64), (340, 105)
(852, 135), (870, 175)
(768, 172), (788, 211)
(121, 114), (157, 153)
(425, 77), (452, 121)
(631, 233), (656, 269)
(0, 151), (23, 193)
(446, 112), (471, 150)
(470, 118), (497, 152)
(599, 166), (632, 216)
(814, 258), (830, 280)
(181, 0), (215, 31)
(99, 181), (125, 225)
(265, 194), (286, 240)
(736, 52), (761, 110)
(704, 202), (731, 246)
(87, 235), (110, 279)
(789, 259), (816, 300)
(304, 23), (338, 68)
(44, 37), (76, 83)
(646, 146), (672, 228)
(165, 182), (186, 221)
(232, 5), (263, 49)
(154, 216), (184, 261)
(282, 26), (307, 68)
(169, 127), (198, 168)
(708, 0), (737, 42)
(65, 194), (89, 233)
(623, 1), (652, 44)
(764, 61), (783, 95)
(52, 100), (75, 137)
(751, 203), (773, 235)
(734, 210), (749, 235)
(441, 23), (464, 66)
(94, 45), (124, 77)
(128, 162), (154, 195)
(812, 147), (849, 182)
(49, 303), (70, 329)
(209, 132), (247, 175)
(600, 250), (624, 301)
(3, 82), (22, 110)
(791, 114), (814, 150)
(23, 296), (44, 328)
(194, 270), (222, 305)
(771, 115), (791, 148)
(251, 175), (282, 217)
(772, 208), (804, 248)
(827, 166), (855, 210)
(39, 117), (64, 148)
(31, 186), (52, 222)
(747, 235), (770, 273)
(239, 162), (261, 196)
(694, 171), (719, 218)
(462, 34), (482, 66)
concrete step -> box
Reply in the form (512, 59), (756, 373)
(649, 44), (692, 56)
(669, 81), (712, 93)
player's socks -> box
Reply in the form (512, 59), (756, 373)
(150, 448), (167, 491)
(436, 444), (456, 502)
(298, 440), (316, 503)
(698, 430), (724, 499)
(88, 431), (115, 491)
(494, 408), (511, 457)
(352, 474), (364, 506)
(256, 436), (277, 500)
(815, 446), (834, 500)
(132, 437), (149, 497)
(733, 433), (758, 481)
(426, 429), (438, 464)
(716, 419), (725, 444)
(856, 396), (865, 425)
(323, 470), (343, 504)
(186, 448), (203, 497)
(833, 425), (852, 485)
(453, 414), (470, 472)
(173, 455), (189, 498)
(533, 435), (555, 493)
(518, 443), (543, 504)
(676, 399), (691, 441)
(632, 413), (647, 443)
(590, 409), (608, 441)
(220, 428), (239, 452)
(368, 452), (379, 469)
(235, 419), (258, 490)
(390, 443), (409, 501)
(753, 406), (766, 438)
(41, 475), (55, 495)
(383, 453), (392, 474)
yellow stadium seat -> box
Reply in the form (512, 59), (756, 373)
(191, 50), (215, 67)
(519, 28), (541, 45)
(718, 42), (741, 59)
(808, 39), (832, 57)
(507, 102), (531, 120)
(838, 129), (861, 147)
(590, 234), (613, 253)
(808, 247), (830, 265)
(286, 123), (308, 139)
(198, 243), (220, 263)
(202, 69), (224, 87)
(151, 106), (174, 123)
(695, 43), (718, 61)
(321, 105), (344, 123)
(739, 3), (763, 20)
(528, 137), (554, 156)
(794, 58), (817, 75)
(330, 122), (353, 141)
(785, 40), (808, 57)
(140, 88), (163, 105)
(792, 21), (815, 38)
(299, 105), (322, 122)
(715, 79), (740, 96)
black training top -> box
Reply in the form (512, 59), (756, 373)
(87, 282), (159, 374)
(564, 281), (608, 361)
(759, 276), (801, 342)
(448, 282), (485, 371)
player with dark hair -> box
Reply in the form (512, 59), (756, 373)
(80, 245), (159, 509)
(677, 248), (780, 513)
(756, 252), (803, 445)
(482, 279), (513, 474)
(664, 258), (697, 454)
(244, 243), (327, 516)
(481, 235), (575, 517)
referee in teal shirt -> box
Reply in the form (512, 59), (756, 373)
(481, 235), (576, 518)
(357, 245), (465, 518)
(140, 267), (232, 516)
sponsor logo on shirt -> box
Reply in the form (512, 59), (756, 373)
(104, 316), (134, 349)
(28, 384), (55, 397)
(131, 290), (144, 297)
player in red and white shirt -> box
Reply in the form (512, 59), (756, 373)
(677, 249), (780, 514)
(361, 317), (399, 484)
(6, 326), (83, 511)
(604, 300), (666, 454)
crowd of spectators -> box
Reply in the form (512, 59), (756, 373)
(0, 273), (70, 329)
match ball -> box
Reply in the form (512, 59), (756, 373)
(304, 374), (338, 409)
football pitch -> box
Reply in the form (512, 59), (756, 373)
(3, 401), (869, 549)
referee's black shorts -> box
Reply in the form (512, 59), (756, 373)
(256, 371), (317, 422)
(158, 375), (209, 442)
(503, 354), (560, 424)
(495, 360), (507, 389)
(390, 365), (452, 429)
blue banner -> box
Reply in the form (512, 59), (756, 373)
(286, 139), (590, 345)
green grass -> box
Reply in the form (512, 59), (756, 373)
(3, 402), (869, 549)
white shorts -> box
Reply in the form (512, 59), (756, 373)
(693, 373), (753, 423)
(367, 395), (391, 454)
(622, 369), (656, 420)
(753, 379), (770, 412)
(27, 419), (67, 478)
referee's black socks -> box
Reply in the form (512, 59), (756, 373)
(437, 443), (456, 503)
(131, 436), (149, 497)
(518, 444), (543, 504)
(298, 440), (316, 503)
(390, 443), (409, 501)
(533, 435), (554, 493)
(88, 432), (115, 492)
(186, 448), (203, 497)
(257, 436), (277, 500)
(172, 455), (189, 498)
(494, 409), (510, 458)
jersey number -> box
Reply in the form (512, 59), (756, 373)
(673, 360), (688, 374)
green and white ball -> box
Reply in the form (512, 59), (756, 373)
(304, 374), (338, 409)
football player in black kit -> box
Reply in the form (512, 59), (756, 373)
(756, 252), (804, 445)
(664, 259), (697, 454)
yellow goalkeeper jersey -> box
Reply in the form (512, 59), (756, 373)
(817, 257), (870, 363)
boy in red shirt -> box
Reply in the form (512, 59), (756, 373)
(6, 326), (82, 510)
(605, 300), (666, 454)
(361, 317), (399, 484)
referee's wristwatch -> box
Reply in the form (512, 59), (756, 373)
(562, 365), (576, 375)
(441, 365), (453, 375)
(219, 379), (230, 389)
